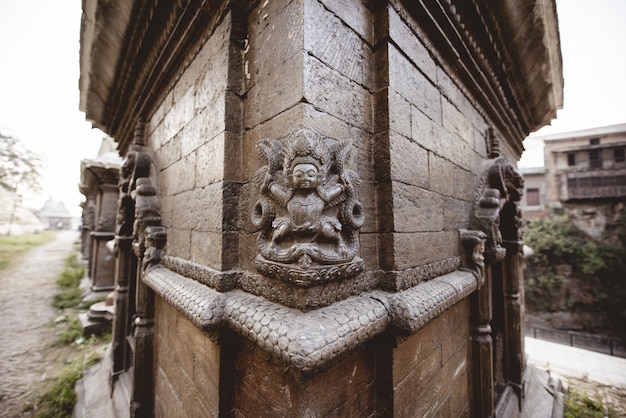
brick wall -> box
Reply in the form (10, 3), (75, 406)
(232, 341), (377, 418)
(147, 11), (235, 271)
(392, 297), (471, 417)
(154, 295), (221, 417)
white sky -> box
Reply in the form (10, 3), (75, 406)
(0, 0), (103, 216)
(0, 0), (625, 213)
(520, 0), (626, 167)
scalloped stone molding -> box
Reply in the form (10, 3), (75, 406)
(143, 266), (479, 373)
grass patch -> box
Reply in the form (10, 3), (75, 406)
(53, 255), (86, 309)
(32, 248), (111, 418)
(34, 335), (108, 418)
(0, 231), (53, 270)
(565, 390), (615, 418)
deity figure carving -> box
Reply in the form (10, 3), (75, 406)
(251, 128), (364, 286)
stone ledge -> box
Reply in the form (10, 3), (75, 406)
(163, 255), (239, 292)
(143, 267), (479, 372)
(143, 267), (224, 330)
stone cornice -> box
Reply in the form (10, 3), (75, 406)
(395, 0), (562, 153)
(143, 265), (479, 373)
(80, 0), (232, 153)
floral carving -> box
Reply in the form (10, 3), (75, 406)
(251, 129), (364, 286)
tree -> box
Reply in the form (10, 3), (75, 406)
(0, 131), (44, 193)
(1, 132), (44, 235)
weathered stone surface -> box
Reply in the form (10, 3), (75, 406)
(392, 298), (471, 417)
(303, 54), (372, 132)
(305, 0), (367, 86)
(392, 182), (444, 233)
(392, 230), (457, 270)
(388, 43), (441, 124)
(154, 296), (220, 417)
(389, 132), (429, 189)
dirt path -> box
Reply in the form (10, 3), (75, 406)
(0, 231), (80, 417)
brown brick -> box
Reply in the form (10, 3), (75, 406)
(389, 44), (441, 124)
(389, 131), (429, 188)
(392, 231), (458, 270)
(303, 54), (372, 132)
(305, 0), (367, 86)
(244, 52), (304, 129)
(389, 6), (437, 83)
(321, 0), (372, 45)
(392, 182), (444, 233)
(191, 230), (223, 270)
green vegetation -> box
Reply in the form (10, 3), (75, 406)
(565, 390), (614, 418)
(35, 335), (107, 418)
(53, 254), (86, 309)
(524, 214), (626, 339)
(32, 250), (110, 418)
(0, 232), (53, 269)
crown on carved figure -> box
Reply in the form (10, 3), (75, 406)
(284, 128), (328, 173)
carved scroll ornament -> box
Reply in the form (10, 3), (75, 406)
(251, 128), (364, 286)
(472, 156), (525, 265)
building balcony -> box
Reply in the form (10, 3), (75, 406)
(561, 168), (626, 200)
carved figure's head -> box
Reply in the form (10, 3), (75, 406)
(283, 128), (329, 180)
(292, 163), (320, 190)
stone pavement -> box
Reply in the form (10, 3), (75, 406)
(525, 336), (626, 388)
(0, 230), (79, 417)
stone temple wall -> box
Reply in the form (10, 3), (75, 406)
(78, 0), (562, 416)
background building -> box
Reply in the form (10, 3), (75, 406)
(522, 123), (626, 243)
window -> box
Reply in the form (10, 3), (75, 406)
(615, 148), (625, 163)
(589, 149), (602, 169)
(526, 188), (540, 206)
(567, 153), (576, 166)
(590, 138), (600, 145)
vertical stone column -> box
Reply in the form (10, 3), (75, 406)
(85, 168), (120, 292)
(112, 152), (137, 379)
(129, 122), (160, 418)
(501, 201), (526, 401)
(80, 191), (95, 261)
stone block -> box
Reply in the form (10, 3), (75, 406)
(389, 6), (437, 83)
(358, 232), (378, 270)
(154, 367), (185, 418)
(154, 131), (181, 170)
(244, 51), (304, 130)
(165, 228), (191, 260)
(429, 153), (455, 197)
(388, 89), (411, 139)
(168, 188), (219, 233)
(303, 54), (372, 132)
(443, 196), (471, 232)
(234, 340), (376, 417)
(191, 230), (223, 270)
(392, 231), (457, 270)
(321, 0), (372, 45)
(246, 0), (303, 89)
(442, 98), (473, 144)
(392, 182), (444, 233)
(194, 22), (229, 113)
(196, 135), (226, 188)
(305, 0), (367, 86)
(389, 131), (428, 188)
(159, 152), (196, 196)
(359, 180), (377, 233)
(179, 104), (225, 157)
(388, 44), (441, 124)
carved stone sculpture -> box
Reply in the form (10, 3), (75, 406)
(251, 128), (364, 286)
